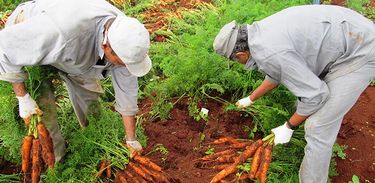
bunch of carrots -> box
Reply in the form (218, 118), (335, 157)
(196, 134), (275, 183)
(21, 110), (55, 183)
(97, 153), (173, 183)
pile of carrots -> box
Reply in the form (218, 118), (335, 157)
(196, 135), (275, 183)
(97, 153), (173, 183)
(21, 111), (55, 183)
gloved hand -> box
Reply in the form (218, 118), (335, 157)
(271, 122), (294, 145)
(126, 139), (143, 157)
(16, 93), (39, 119)
(235, 96), (253, 109)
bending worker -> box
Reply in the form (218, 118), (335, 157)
(213, 5), (375, 183)
(0, 0), (151, 162)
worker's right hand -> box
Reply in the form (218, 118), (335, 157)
(271, 122), (294, 145)
(126, 140), (143, 157)
(16, 93), (39, 119)
(235, 96), (253, 109)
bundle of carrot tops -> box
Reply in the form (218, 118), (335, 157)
(21, 110), (55, 183)
(196, 134), (275, 183)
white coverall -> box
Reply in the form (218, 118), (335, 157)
(246, 5), (375, 182)
(0, 0), (139, 162)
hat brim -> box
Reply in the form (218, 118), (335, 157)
(123, 54), (152, 77)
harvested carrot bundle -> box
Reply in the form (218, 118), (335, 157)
(127, 162), (153, 182)
(31, 139), (42, 183)
(21, 135), (34, 173)
(37, 122), (55, 169)
(249, 146), (263, 179)
(259, 145), (273, 183)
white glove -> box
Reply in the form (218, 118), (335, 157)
(271, 122), (294, 145)
(16, 93), (39, 119)
(126, 140), (143, 151)
(235, 96), (253, 108)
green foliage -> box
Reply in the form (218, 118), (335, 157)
(0, 0), (25, 12)
(332, 143), (347, 160)
(204, 145), (214, 155)
(44, 105), (128, 182)
(347, 0), (369, 14)
(0, 81), (24, 163)
(349, 175), (360, 183)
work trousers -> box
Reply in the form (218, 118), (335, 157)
(41, 72), (103, 162)
(299, 60), (375, 183)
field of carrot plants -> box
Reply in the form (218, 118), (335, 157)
(0, 0), (375, 182)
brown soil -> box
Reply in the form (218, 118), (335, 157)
(332, 87), (375, 183)
(140, 98), (257, 182)
(140, 87), (375, 183)
(0, 158), (20, 174)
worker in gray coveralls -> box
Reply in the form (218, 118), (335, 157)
(213, 5), (375, 183)
(0, 0), (151, 162)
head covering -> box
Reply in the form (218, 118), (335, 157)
(213, 20), (239, 58)
(107, 16), (152, 77)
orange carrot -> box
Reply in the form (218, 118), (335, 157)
(215, 154), (237, 163)
(228, 141), (251, 149)
(37, 123), (55, 169)
(21, 135), (33, 173)
(200, 149), (236, 161)
(259, 145), (272, 183)
(210, 140), (263, 183)
(106, 161), (112, 179)
(212, 164), (231, 171)
(208, 137), (239, 145)
(137, 163), (169, 183)
(127, 162), (153, 181)
(133, 155), (162, 172)
(124, 170), (142, 183)
(209, 163), (237, 183)
(115, 170), (128, 183)
(249, 146), (263, 179)
(31, 139), (42, 183)
(235, 139), (263, 165)
(97, 160), (107, 178)
(238, 172), (248, 180)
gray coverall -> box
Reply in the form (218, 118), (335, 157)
(246, 5), (375, 182)
(0, 0), (139, 162)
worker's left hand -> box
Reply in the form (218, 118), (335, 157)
(271, 122), (294, 145)
(17, 93), (39, 119)
(235, 96), (253, 109)
(126, 140), (143, 157)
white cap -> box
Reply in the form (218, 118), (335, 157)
(107, 16), (152, 77)
(213, 20), (239, 58)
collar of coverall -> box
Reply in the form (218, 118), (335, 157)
(103, 18), (116, 45)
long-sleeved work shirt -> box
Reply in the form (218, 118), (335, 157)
(247, 5), (375, 116)
(0, 0), (139, 116)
